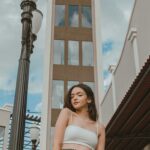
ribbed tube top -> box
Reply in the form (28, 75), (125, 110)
(63, 125), (98, 150)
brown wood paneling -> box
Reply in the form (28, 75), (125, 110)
(54, 27), (92, 41)
(56, 0), (91, 5)
(51, 108), (61, 126)
(53, 65), (94, 81)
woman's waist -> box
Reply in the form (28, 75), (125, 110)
(62, 142), (94, 150)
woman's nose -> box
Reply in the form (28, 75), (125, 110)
(73, 95), (77, 100)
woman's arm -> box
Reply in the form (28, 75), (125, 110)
(53, 108), (70, 150)
(96, 124), (105, 150)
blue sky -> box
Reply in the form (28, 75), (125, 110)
(0, 0), (135, 112)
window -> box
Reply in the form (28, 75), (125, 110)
(67, 81), (79, 90)
(55, 5), (65, 26)
(81, 6), (92, 28)
(53, 40), (64, 64)
(83, 82), (95, 93)
(50, 127), (55, 150)
(68, 41), (79, 65)
(68, 5), (79, 27)
(82, 41), (94, 66)
(52, 80), (64, 108)
(0, 126), (5, 149)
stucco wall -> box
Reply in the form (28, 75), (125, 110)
(131, 0), (150, 68)
(101, 0), (150, 125)
(101, 84), (114, 126)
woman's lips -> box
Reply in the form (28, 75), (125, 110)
(73, 102), (79, 105)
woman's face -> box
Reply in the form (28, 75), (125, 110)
(71, 87), (90, 110)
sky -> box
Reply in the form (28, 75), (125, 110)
(0, 0), (135, 112)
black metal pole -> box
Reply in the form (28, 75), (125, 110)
(9, 0), (36, 149)
(32, 140), (37, 150)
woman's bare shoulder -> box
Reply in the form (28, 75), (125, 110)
(97, 122), (105, 136)
(99, 122), (105, 129)
(55, 108), (72, 126)
(59, 108), (72, 117)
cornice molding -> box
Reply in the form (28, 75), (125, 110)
(128, 27), (137, 42)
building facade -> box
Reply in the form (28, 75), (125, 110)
(0, 105), (12, 150)
(40, 0), (104, 149)
(101, 0), (150, 127)
(101, 0), (150, 149)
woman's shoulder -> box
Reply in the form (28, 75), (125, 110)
(60, 107), (71, 114)
(60, 108), (73, 117)
(98, 122), (105, 129)
(56, 108), (72, 124)
(97, 121), (105, 136)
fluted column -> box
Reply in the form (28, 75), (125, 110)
(9, 1), (36, 149)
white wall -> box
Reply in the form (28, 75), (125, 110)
(0, 105), (12, 150)
(101, 0), (150, 125)
(101, 84), (114, 126)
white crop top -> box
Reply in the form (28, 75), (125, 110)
(63, 124), (98, 150)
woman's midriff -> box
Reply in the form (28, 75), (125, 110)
(62, 143), (92, 150)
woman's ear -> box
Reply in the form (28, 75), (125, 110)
(87, 99), (92, 104)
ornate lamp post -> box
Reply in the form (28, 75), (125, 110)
(9, 0), (43, 149)
(30, 124), (40, 150)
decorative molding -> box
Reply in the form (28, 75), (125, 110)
(108, 64), (116, 73)
(128, 27), (137, 42)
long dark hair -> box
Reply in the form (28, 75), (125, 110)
(64, 83), (98, 121)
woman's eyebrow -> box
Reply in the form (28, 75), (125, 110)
(71, 92), (83, 96)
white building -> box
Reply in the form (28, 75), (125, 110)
(0, 0), (149, 149)
(0, 105), (12, 150)
(101, 0), (150, 149)
(40, 0), (104, 149)
(40, 0), (150, 149)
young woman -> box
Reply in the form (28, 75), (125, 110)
(53, 83), (105, 150)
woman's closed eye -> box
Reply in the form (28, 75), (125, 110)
(71, 94), (83, 99)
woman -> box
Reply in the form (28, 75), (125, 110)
(53, 83), (105, 150)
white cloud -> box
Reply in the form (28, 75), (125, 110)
(28, 74), (43, 94)
(70, 12), (79, 27)
(0, 0), (47, 94)
(35, 102), (42, 112)
(100, 0), (134, 42)
(100, 0), (135, 88)
(0, 76), (15, 91)
(104, 73), (112, 91)
(0, 0), (135, 99)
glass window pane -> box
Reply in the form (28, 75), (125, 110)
(50, 127), (55, 150)
(0, 127), (5, 149)
(68, 5), (79, 27)
(68, 81), (79, 90)
(81, 6), (92, 28)
(68, 41), (79, 65)
(82, 41), (94, 66)
(52, 80), (64, 108)
(55, 5), (65, 26)
(54, 40), (64, 64)
(83, 82), (95, 93)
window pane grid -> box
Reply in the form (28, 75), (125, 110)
(68, 5), (79, 27)
(54, 40), (64, 64)
(68, 41), (79, 65)
(67, 81), (79, 90)
(0, 126), (5, 149)
(83, 82), (95, 93)
(55, 5), (65, 27)
(52, 80), (64, 108)
(81, 6), (92, 28)
(82, 41), (94, 66)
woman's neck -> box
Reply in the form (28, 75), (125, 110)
(76, 109), (89, 119)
